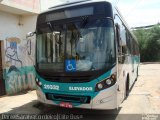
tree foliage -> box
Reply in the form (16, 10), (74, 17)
(134, 25), (160, 62)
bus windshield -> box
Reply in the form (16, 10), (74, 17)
(36, 18), (116, 72)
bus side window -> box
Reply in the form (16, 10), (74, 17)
(115, 15), (127, 63)
(115, 16), (127, 52)
(121, 27), (127, 55)
(126, 31), (131, 53)
(115, 23), (122, 63)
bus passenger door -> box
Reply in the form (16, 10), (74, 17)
(115, 22), (127, 107)
(115, 23), (123, 106)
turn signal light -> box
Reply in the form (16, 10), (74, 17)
(35, 78), (42, 87)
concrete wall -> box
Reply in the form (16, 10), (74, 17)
(0, 11), (23, 40)
(3, 32), (37, 95)
(0, 11), (37, 95)
(0, 0), (63, 95)
(0, 0), (40, 14)
(21, 15), (37, 38)
(0, 11), (37, 39)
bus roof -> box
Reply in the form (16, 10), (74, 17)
(41, 0), (111, 14)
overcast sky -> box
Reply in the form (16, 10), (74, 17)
(109, 0), (160, 27)
(61, 0), (160, 27)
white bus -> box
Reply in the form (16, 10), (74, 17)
(31, 0), (140, 110)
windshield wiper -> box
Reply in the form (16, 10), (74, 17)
(81, 16), (89, 28)
(47, 22), (53, 31)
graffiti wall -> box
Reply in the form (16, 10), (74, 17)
(4, 37), (36, 95)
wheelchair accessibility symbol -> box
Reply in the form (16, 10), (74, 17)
(65, 60), (76, 72)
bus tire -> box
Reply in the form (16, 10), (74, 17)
(125, 75), (130, 98)
(135, 67), (139, 81)
(137, 67), (139, 76)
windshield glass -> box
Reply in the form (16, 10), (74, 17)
(36, 18), (116, 72)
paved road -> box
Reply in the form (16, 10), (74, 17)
(119, 63), (160, 114)
(0, 64), (160, 120)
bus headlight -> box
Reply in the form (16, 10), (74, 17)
(97, 83), (103, 90)
(105, 79), (112, 85)
(95, 73), (116, 92)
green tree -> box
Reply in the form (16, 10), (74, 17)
(134, 28), (149, 62)
(146, 26), (160, 61)
(134, 25), (160, 62)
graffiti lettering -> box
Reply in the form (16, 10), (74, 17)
(6, 71), (36, 95)
(4, 37), (36, 95)
(5, 37), (22, 68)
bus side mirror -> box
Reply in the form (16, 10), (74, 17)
(115, 24), (120, 47)
(26, 32), (36, 38)
(120, 29), (127, 46)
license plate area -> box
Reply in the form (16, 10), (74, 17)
(46, 93), (91, 104)
(60, 102), (73, 108)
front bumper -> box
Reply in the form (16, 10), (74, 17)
(36, 84), (117, 110)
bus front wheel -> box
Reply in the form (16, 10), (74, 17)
(125, 75), (130, 99)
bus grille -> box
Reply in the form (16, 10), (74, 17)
(46, 93), (91, 104)
(42, 76), (91, 83)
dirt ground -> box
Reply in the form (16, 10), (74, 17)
(0, 63), (160, 120)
